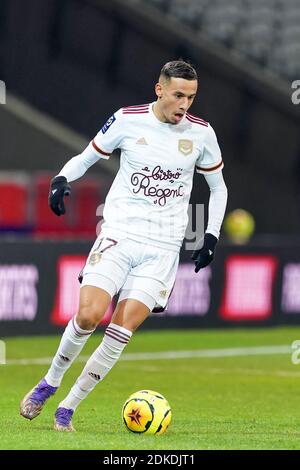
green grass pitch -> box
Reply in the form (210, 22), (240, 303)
(1, 327), (300, 450)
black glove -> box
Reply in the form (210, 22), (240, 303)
(48, 176), (71, 216)
(191, 233), (218, 273)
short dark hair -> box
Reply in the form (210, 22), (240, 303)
(160, 60), (198, 81)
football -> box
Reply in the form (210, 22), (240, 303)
(122, 389), (171, 435)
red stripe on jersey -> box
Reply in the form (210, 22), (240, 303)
(92, 140), (111, 156)
(196, 160), (223, 172)
(122, 105), (149, 114)
(186, 115), (208, 127)
(123, 104), (149, 110)
(123, 106), (149, 110)
(186, 112), (208, 125)
(123, 110), (149, 114)
(186, 113), (208, 124)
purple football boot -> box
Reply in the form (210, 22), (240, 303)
(54, 407), (75, 432)
(20, 378), (58, 420)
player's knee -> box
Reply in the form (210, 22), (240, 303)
(117, 319), (138, 333)
(76, 305), (101, 330)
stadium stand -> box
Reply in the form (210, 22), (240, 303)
(0, 174), (30, 232)
(144, 0), (300, 80)
(34, 174), (102, 238)
(1, 0), (299, 236)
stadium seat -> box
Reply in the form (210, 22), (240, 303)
(33, 174), (102, 239)
(200, 0), (242, 45)
(147, 0), (170, 13)
(0, 178), (29, 231)
(72, 178), (102, 238)
(33, 173), (75, 238)
(235, 22), (274, 63)
(168, 0), (208, 29)
(142, 0), (298, 80)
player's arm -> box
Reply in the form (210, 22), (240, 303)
(49, 110), (124, 216)
(192, 124), (228, 272)
(48, 144), (101, 216)
(205, 171), (228, 241)
(192, 171), (228, 272)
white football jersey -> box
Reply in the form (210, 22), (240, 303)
(92, 102), (223, 252)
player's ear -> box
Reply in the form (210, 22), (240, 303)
(155, 82), (162, 99)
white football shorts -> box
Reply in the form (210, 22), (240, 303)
(80, 235), (179, 312)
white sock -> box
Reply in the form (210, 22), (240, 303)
(45, 317), (94, 387)
(59, 323), (132, 410)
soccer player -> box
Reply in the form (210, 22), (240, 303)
(20, 60), (227, 431)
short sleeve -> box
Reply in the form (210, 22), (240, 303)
(195, 124), (224, 175)
(91, 108), (124, 159)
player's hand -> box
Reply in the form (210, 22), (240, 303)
(48, 176), (71, 216)
(191, 233), (218, 273)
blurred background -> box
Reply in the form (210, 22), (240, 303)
(1, 0), (300, 335)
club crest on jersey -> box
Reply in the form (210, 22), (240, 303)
(178, 139), (193, 155)
(89, 251), (102, 265)
(101, 114), (116, 134)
